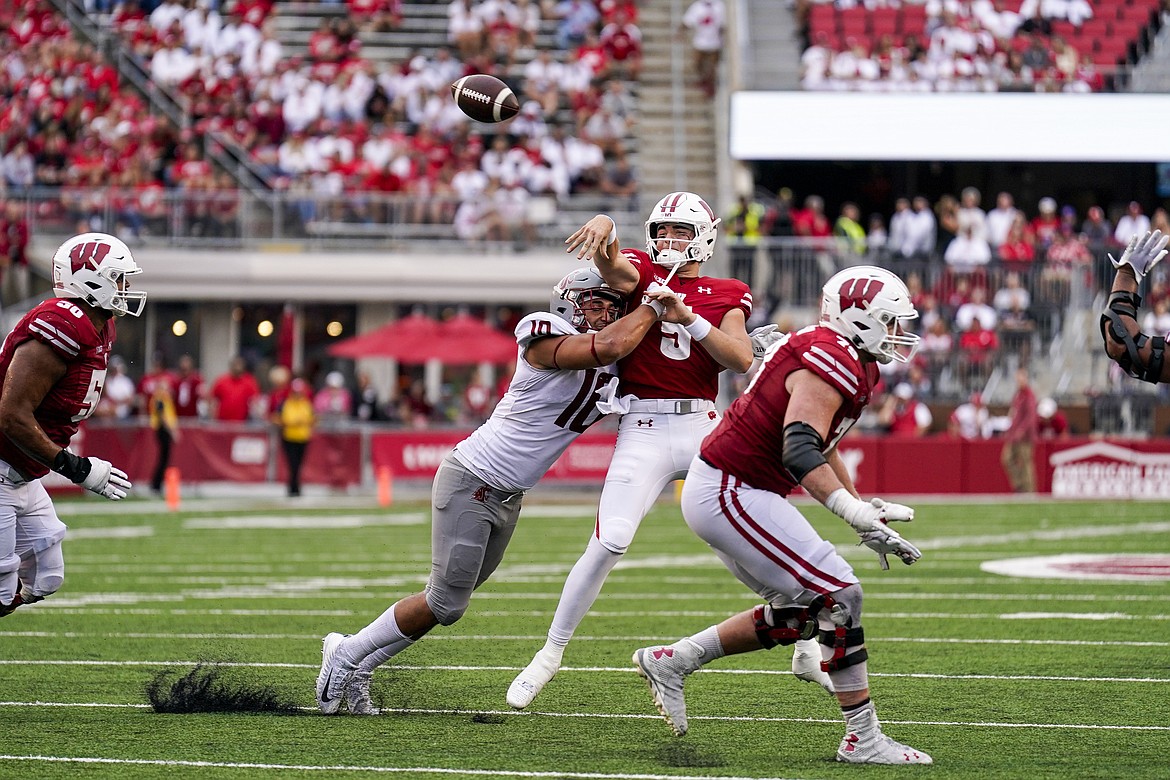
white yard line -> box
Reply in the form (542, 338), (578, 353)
(0, 659), (1166, 684)
(0, 755), (804, 780)
(0, 705), (1167, 733)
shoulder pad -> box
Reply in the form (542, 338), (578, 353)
(26, 300), (100, 359)
(797, 328), (865, 399)
(516, 312), (577, 350)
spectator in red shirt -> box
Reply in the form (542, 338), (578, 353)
(878, 382), (933, 437)
(1001, 368), (1038, 493)
(173, 354), (204, 418)
(137, 354), (177, 418)
(0, 200), (30, 306)
(210, 356), (261, 421)
(1037, 397), (1069, 440)
(791, 194), (831, 238)
(600, 10), (642, 78)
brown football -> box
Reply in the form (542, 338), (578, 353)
(451, 74), (520, 123)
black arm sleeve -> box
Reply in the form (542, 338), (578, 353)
(781, 421), (828, 483)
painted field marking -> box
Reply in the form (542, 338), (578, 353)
(983, 553), (1170, 581)
(0, 659), (1166, 685)
(0, 706), (1167, 733)
(0, 755), (802, 780)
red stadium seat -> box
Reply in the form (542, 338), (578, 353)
(898, 4), (927, 36)
(871, 10), (899, 37)
(808, 4), (837, 36)
(839, 7), (870, 35)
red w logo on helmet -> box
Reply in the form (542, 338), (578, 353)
(839, 278), (884, 310)
(68, 241), (112, 273)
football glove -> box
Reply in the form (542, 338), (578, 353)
(80, 457), (132, 501)
(748, 324), (782, 360)
(859, 528), (922, 570)
(1109, 229), (1169, 283)
(826, 489), (915, 534)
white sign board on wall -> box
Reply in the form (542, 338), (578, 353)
(730, 92), (1170, 162)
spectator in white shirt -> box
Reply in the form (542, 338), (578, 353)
(944, 222), (992, 273)
(985, 191), (1020, 249)
(150, 36), (197, 86)
(1114, 201), (1151, 244)
(955, 285), (999, 332)
(901, 195), (938, 259)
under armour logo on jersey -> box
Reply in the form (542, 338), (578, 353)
(696, 286), (712, 294)
(651, 647), (674, 660)
(472, 486), (490, 502)
(708, 411), (717, 420)
(636, 419), (654, 427)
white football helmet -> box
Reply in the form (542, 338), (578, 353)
(52, 233), (146, 317)
(551, 266), (624, 332)
(644, 191), (720, 268)
(820, 265), (919, 364)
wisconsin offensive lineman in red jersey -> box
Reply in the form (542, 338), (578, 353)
(631, 265), (932, 765)
(508, 191), (828, 709)
(0, 233), (145, 618)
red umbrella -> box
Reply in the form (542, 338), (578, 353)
(433, 313), (518, 365)
(327, 312), (441, 362)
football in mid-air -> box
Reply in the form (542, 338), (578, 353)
(451, 74), (520, 123)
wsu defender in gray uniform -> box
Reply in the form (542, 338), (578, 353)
(315, 267), (692, 715)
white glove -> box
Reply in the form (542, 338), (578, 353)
(1109, 230), (1170, 283)
(826, 489), (914, 534)
(859, 528), (923, 570)
(80, 457), (131, 500)
(748, 324), (783, 360)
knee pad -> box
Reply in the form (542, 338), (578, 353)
(752, 603), (820, 648)
(815, 585), (867, 677)
(424, 585), (471, 626)
(596, 516), (638, 554)
(21, 541), (64, 598)
(0, 551), (18, 604)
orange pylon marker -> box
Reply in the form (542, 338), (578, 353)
(164, 466), (181, 511)
(377, 466), (394, 508)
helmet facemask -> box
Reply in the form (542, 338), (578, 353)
(551, 266), (625, 332)
(644, 192), (720, 270)
(821, 266), (920, 364)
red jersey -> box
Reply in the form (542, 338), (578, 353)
(0, 299), (116, 479)
(174, 371), (204, 417)
(701, 325), (879, 496)
(616, 249), (752, 401)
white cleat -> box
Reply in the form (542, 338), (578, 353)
(507, 648), (561, 709)
(316, 632), (354, 715)
(631, 640), (702, 737)
(345, 670), (380, 716)
(837, 706), (932, 765)
(792, 638), (835, 695)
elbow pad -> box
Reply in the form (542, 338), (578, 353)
(781, 421), (828, 483)
(1101, 290), (1166, 384)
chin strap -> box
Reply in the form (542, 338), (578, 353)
(1101, 290), (1166, 384)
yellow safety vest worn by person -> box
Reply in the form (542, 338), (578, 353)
(280, 395), (315, 443)
(149, 388), (178, 432)
(834, 215), (867, 254)
(727, 201), (766, 245)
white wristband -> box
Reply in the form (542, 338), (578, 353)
(683, 315), (711, 341)
(642, 298), (666, 317)
(601, 214), (617, 244)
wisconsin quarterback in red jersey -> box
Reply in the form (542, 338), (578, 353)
(631, 265), (932, 765)
(508, 191), (810, 709)
(0, 233), (145, 618)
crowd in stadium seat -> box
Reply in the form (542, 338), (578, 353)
(797, 0), (1160, 92)
(80, 0), (643, 238)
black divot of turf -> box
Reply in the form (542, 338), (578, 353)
(145, 662), (303, 715)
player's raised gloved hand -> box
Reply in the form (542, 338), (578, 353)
(1109, 230), (1170, 283)
(859, 528), (922, 570)
(826, 489), (914, 534)
(643, 282), (687, 318)
(748, 324), (782, 360)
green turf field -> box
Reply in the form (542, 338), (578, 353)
(2, 494), (1168, 779)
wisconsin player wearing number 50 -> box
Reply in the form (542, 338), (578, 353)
(0, 233), (145, 619)
(507, 192), (824, 710)
(314, 269), (693, 715)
